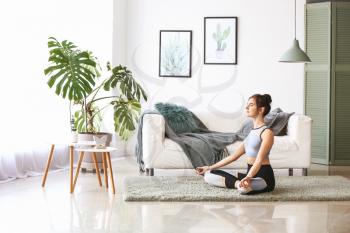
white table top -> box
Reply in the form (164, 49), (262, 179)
(46, 140), (96, 146)
(75, 146), (118, 153)
(70, 141), (96, 147)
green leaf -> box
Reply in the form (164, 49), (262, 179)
(62, 81), (71, 99)
(44, 37), (100, 102)
(47, 68), (66, 87)
(55, 76), (68, 96)
(44, 64), (65, 75)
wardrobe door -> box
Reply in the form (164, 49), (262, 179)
(305, 2), (331, 164)
(330, 3), (350, 165)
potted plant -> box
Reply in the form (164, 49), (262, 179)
(44, 37), (147, 167)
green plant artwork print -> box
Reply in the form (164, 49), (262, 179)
(159, 31), (192, 77)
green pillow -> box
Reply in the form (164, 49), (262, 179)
(155, 102), (199, 134)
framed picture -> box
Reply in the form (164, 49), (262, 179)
(159, 30), (192, 77)
(204, 17), (238, 65)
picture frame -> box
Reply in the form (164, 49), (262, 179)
(204, 17), (238, 65)
(159, 30), (192, 78)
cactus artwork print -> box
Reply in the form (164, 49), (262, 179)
(213, 23), (231, 52)
(204, 17), (237, 64)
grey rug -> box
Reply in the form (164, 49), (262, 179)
(123, 176), (350, 202)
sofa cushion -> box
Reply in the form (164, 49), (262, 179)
(265, 108), (295, 136)
(237, 108), (294, 136)
(193, 111), (247, 133)
(155, 103), (199, 134)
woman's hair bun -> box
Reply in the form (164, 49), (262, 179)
(263, 94), (272, 104)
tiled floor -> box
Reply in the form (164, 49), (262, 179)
(0, 156), (350, 233)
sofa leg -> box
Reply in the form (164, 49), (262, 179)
(288, 168), (293, 176)
(302, 168), (308, 176)
(145, 168), (154, 176)
(149, 168), (154, 176)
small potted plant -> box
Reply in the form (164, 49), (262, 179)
(44, 37), (147, 168)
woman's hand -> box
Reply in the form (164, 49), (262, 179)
(195, 166), (211, 175)
(239, 176), (252, 188)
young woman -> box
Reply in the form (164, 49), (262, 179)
(196, 94), (275, 195)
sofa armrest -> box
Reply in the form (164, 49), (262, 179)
(286, 114), (312, 167)
(142, 114), (165, 168)
(287, 114), (312, 143)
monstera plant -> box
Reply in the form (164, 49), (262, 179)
(44, 37), (147, 140)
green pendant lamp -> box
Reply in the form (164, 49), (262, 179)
(279, 0), (311, 63)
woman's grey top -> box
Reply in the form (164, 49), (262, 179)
(243, 125), (270, 157)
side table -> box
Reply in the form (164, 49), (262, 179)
(41, 141), (95, 193)
(73, 147), (117, 194)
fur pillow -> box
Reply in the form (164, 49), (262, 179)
(155, 102), (199, 134)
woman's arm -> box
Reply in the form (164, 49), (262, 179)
(196, 143), (245, 174)
(210, 143), (245, 170)
(243, 129), (274, 180)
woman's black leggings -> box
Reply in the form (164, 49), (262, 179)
(206, 164), (275, 195)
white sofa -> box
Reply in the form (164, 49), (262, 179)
(139, 111), (312, 176)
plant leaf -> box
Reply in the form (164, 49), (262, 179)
(44, 37), (100, 101)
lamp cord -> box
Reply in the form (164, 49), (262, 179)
(294, 0), (296, 39)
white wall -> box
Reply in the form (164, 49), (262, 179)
(115, 0), (306, 122)
(0, 0), (306, 148)
(0, 0), (113, 146)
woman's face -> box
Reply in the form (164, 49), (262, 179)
(245, 98), (264, 118)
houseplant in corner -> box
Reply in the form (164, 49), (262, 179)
(44, 37), (147, 169)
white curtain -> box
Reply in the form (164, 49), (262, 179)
(0, 143), (71, 183)
(0, 0), (113, 182)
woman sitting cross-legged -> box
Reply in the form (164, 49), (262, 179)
(196, 94), (275, 195)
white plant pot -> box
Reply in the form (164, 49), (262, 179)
(77, 132), (112, 171)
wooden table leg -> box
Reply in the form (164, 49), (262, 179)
(92, 152), (102, 187)
(69, 145), (74, 193)
(102, 152), (108, 189)
(72, 151), (85, 192)
(42, 144), (55, 187)
(106, 152), (115, 194)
